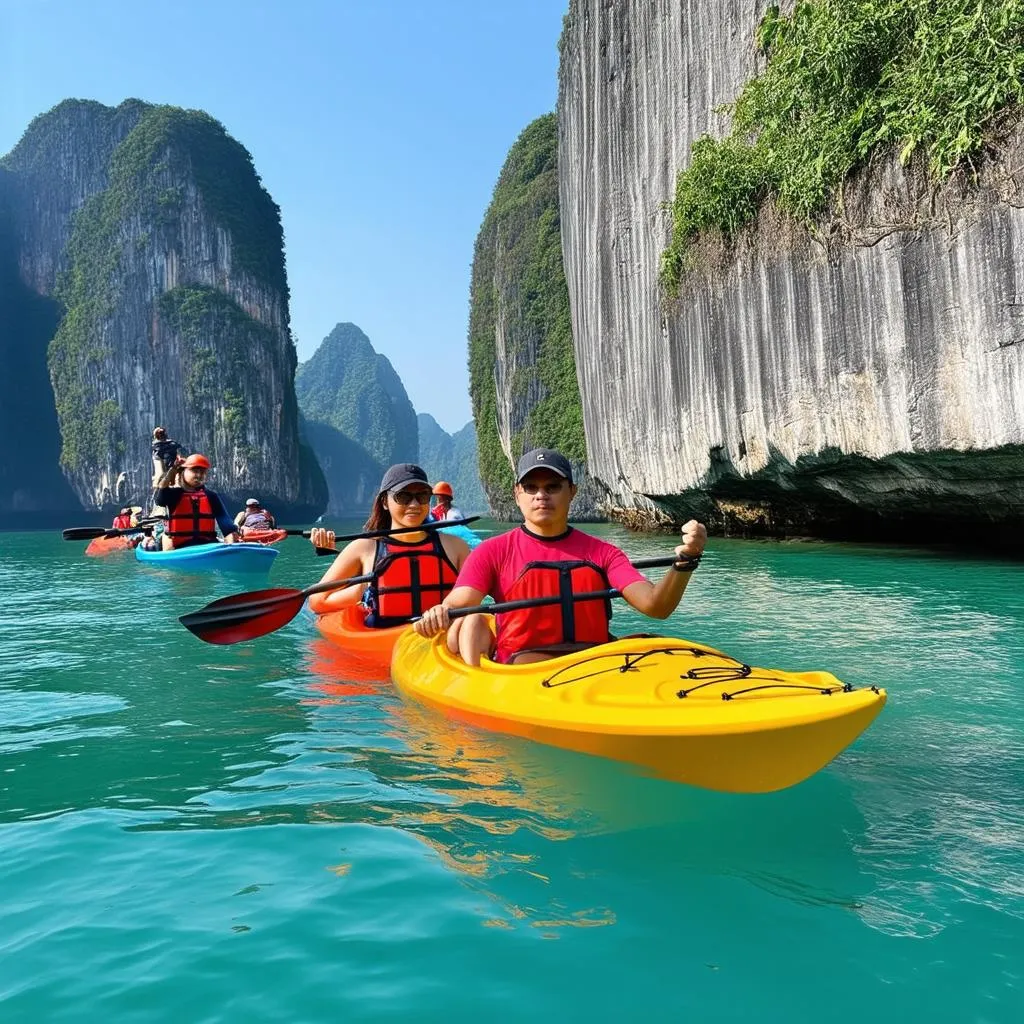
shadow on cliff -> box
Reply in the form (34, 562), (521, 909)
(0, 218), (78, 518)
(644, 443), (1024, 556)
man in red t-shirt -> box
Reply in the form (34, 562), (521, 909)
(414, 447), (707, 666)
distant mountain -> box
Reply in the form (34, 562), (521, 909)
(296, 323), (418, 466)
(417, 414), (486, 513)
(296, 322), (418, 514)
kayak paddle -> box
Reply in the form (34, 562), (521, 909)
(420, 557), (694, 621)
(179, 572), (376, 645)
(179, 553), (694, 645)
(313, 516), (481, 555)
(62, 518), (163, 541)
(445, 588), (622, 620)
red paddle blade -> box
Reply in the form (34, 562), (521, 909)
(179, 587), (306, 645)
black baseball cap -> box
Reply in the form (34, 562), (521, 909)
(515, 448), (574, 485)
(379, 463), (430, 493)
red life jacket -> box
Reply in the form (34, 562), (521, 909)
(365, 532), (459, 626)
(111, 514), (133, 529)
(428, 505), (446, 522)
(498, 559), (613, 661)
(165, 488), (218, 547)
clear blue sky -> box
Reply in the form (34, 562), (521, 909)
(1, 0), (566, 433)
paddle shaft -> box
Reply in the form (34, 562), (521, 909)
(448, 588), (620, 620)
(62, 519), (163, 541)
(436, 556), (696, 620)
(314, 516), (481, 555)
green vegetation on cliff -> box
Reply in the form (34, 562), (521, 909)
(468, 113), (584, 496)
(158, 285), (274, 447)
(295, 322), (418, 468)
(662, 0), (1024, 292)
(45, 101), (288, 470)
(110, 105), (287, 294)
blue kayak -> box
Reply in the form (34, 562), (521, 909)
(439, 523), (482, 549)
(135, 542), (278, 573)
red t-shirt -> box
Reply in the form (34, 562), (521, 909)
(455, 526), (647, 661)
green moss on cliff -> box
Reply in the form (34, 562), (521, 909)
(47, 101), (287, 469)
(109, 105), (286, 294)
(468, 113), (584, 498)
(662, 0), (1024, 292)
(158, 285), (273, 448)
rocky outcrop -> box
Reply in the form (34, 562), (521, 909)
(1, 99), (321, 516)
(468, 113), (603, 521)
(558, 1), (1024, 543)
(417, 414), (487, 512)
(296, 322), (418, 514)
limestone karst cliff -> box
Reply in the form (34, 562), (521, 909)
(0, 98), (323, 517)
(558, 1), (1024, 543)
(416, 414), (486, 513)
(468, 113), (602, 520)
(296, 322), (418, 515)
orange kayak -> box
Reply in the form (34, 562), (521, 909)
(240, 527), (288, 544)
(315, 605), (407, 675)
(85, 535), (136, 556)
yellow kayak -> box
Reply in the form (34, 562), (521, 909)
(390, 626), (886, 793)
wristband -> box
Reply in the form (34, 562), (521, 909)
(672, 555), (701, 573)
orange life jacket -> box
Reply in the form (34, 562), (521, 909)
(497, 559), (613, 661)
(165, 488), (217, 547)
(365, 533), (459, 627)
(111, 514), (133, 530)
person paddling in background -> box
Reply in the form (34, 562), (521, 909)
(308, 463), (472, 623)
(153, 453), (239, 550)
(151, 426), (183, 491)
(428, 481), (464, 523)
(234, 497), (276, 534)
(110, 506), (134, 530)
(414, 447), (707, 666)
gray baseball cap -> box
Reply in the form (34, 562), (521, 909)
(379, 463), (430, 493)
(515, 448), (574, 484)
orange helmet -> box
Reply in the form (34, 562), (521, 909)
(183, 454), (211, 470)
(432, 481), (453, 498)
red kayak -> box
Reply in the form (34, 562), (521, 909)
(85, 535), (136, 557)
(239, 527), (288, 545)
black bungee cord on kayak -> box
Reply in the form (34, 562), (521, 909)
(540, 644), (744, 689)
(538, 645), (868, 702)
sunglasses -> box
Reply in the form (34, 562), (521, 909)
(389, 489), (432, 506)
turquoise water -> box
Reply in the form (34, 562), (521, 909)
(2, 524), (1023, 1022)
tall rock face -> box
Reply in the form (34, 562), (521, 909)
(296, 323), (418, 515)
(417, 414), (487, 513)
(468, 113), (602, 521)
(558, 1), (1024, 543)
(0, 99), (322, 517)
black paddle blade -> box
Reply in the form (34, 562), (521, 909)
(63, 527), (107, 541)
(178, 587), (306, 645)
